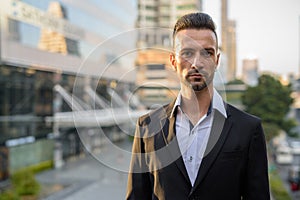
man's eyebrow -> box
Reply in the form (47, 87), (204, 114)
(203, 47), (216, 52)
(180, 48), (195, 51)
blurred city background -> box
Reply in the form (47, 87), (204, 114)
(0, 0), (299, 199)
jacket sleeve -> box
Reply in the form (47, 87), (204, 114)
(244, 121), (270, 200)
(126, 119), (152, 200)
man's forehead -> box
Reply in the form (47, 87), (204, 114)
(174, 29), (217, 50)
(174, 36), (216, 50)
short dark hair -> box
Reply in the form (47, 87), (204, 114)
(172, 12), (218, 48)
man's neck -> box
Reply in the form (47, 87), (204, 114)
(180, 85), (213, 125)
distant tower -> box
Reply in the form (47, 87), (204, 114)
(221, 0), (228, 54)
(242, 58), (259, 86)
(221, 0), (237, 82)
(136, 0), (202, 48)
(299, 15), (300, 77)
(38, 1), (80, 56)
(135, 0), (203, 107)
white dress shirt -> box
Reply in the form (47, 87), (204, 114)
(171, 88), (227, 186)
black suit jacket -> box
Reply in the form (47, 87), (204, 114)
(126, 101), (270, 200)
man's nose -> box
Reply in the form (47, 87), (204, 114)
(191, 53), (203, 69)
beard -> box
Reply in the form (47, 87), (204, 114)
(191, 81), (208, 91)
(183, 69), (214, 91)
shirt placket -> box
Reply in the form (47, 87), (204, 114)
(185, 118), (198, 184)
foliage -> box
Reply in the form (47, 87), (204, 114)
(242, 74), (294, 140)
(226, 79), (245, 85)
(25, 160), (53, 174)
(0, 190), (20, 200)
(0, 167), (42, 200)
(11, 169), (40, 197)
(262, 122), (280, 142)
(269, 171), (292, 200)
(282, 118), (298, 137)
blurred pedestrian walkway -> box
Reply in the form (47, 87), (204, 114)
(36, 140), (130, 200)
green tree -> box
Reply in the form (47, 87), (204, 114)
(241, 74), (295, 140)
(227, 79), (245, 85)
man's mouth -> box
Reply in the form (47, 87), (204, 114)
(188, 73), (203, 78)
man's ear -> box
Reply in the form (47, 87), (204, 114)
(169, 53), (177, 71)
(215, 52), (220, 68)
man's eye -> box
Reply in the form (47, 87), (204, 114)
(181, 51), (193, 58)
(201, 50), (212, 57)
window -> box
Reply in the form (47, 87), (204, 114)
(176, 4), (196, 10)
(147, 64), (165, 70)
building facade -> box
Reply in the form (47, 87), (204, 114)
(242, 58), (259, 86)
(135, 49), (178, 108)
(221, 0), (237, 82)
(135, 0), (202, 107)
(0, 0), (136, 176)
(136, 0), (202, 48)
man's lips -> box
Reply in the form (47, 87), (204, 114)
(188, 73), (203, 78)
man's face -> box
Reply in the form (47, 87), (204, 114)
(170, 29), (220, 91)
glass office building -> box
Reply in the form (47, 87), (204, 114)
(0, 0), (137, 175)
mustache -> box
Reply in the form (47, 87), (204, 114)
(187, 69), (208, 77)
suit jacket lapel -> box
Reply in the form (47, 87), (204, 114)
(160, 101), (191, 186)
(191, 108), (233, 193)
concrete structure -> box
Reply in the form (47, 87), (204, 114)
(221, 0), (237, 82)
(0, 0), (138, 176)
(135, 48), (179, 108)
(135, 0), (202, 107)
(38, 2), (80, 56)
(136, 0), (202, 48)
(242, 58), (259, 86)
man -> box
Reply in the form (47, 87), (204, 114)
(126, 12), (270, 200)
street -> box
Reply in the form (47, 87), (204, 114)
(276, 154), (300, 200)
(36, 139), (131, 200)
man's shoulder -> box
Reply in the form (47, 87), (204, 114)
(138, 103), (171, 125)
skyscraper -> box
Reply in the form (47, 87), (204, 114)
(221, 0), (237, 82)
(135, 0), (203, 107)
(38, 1), (80, 56)
(136, 0), (202, 48)
(299, 15), (300, 77)
(242, 58), (259, 86)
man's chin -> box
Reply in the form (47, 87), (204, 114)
(191, 83), (207, 91)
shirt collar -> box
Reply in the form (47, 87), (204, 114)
(171, 88), (227, 118)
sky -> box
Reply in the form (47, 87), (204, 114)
(204, 0), (300, 77)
